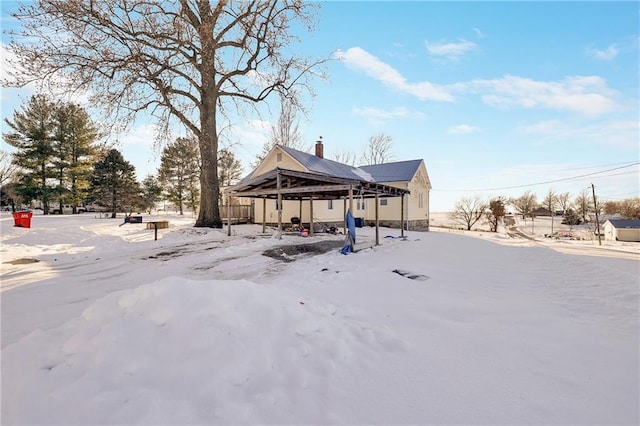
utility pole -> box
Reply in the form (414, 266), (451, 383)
(591, 183), (601, 246)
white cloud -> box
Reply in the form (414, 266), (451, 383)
(336, 47), (621, 117)
(522, 118), (639, 149)
(448, 124), (479, 134)
(424, 39), (477, 61)
(334, 47), (454, 102)
(472, 28), (485, 38)
(116, 123), (160, 148)
(353, 106), (426, 125)
(231, 119), (271, 148)
(464, 74), (618, 116)
(586, 44), (619, 61)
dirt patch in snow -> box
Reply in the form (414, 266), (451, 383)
(3, 258), (40, 265)
(262, 240), (344, 262)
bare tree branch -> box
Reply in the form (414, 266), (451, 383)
(6, 0), (327, 227)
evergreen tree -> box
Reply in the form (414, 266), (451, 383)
(218, 149), (243, 188)
(562, 208), (582, 226)
(90, 149), (138, 218)
(51, 102), (100, 213)
(141, 175), (162, 214)
(158, 137), (200, 215)
(3, 94), (56, 213)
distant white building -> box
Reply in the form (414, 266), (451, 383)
(603, 219), (640, 242)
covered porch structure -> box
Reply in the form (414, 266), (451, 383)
(223, 168), (410, 246)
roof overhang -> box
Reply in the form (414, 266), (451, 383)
(224, 168), (409, 200)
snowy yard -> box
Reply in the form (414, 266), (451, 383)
(1, 211), (638, 424)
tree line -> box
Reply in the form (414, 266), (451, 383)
(449, 189), (640, 232)
(2, 92), (397, 218)
(1, 94), (243, 217)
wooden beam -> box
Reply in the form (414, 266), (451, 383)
(227, 195), (231, 236)
(309, 196), (314, 237)
(276, 170), (282, 239)
(230, 184), (354, 197)
(400, 194), (405, 238)
(375, 193), (379, 246)
(343, 198), (347, 234)
(278, 169), (360, 185)
(262, 198), (266, 234)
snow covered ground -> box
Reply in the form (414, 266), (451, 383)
(1, 211), (638, 425)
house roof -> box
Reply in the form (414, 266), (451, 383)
(606, 219), (640, 229)
(359, 160), (423, 183)
(226, 167), (409, 200)
(279, 146), (374, 182)
(229, 145), (426, 200)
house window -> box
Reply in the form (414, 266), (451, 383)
(380, 198), (388, 206)
(276, 153), (282, 162)
(418, 193), (424, 209)
(328, 200), (333, 210)
(357, 199), (365, 210)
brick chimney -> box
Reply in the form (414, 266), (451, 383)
(315, 136), (324, 158)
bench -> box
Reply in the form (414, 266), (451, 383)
(147, 221), (169, 230)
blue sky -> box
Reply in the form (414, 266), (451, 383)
(2, 1), (638, 211)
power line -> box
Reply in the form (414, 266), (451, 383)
(434, 160), (639, 180)
(434, 161), (639, 192)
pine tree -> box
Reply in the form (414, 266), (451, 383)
(3, 94), (56, 213)
(51, 102), (100, 213)
(218, 149), (243, 188)
(158, 137), (200, 215)
(141, 175), (162, 214)
(90, 149), (139, 218)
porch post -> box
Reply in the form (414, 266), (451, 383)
(276, 170), (282, 238)
(299, 199), (303, 226)
(400, 193), (405, 238)
(262, 198), (266, 234)
(227, 194), (231, 236)
(343, 198), (347, 234)
(309, 196), (314, 236)
(375, 193), (380, 246)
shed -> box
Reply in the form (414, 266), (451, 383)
(603, 219), (640, 242)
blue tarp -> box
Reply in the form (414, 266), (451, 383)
(340, 209), (356, 255)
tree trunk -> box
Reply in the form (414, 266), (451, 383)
(195, 16), (222, 228)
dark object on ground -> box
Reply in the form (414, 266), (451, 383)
(4, 258), (40, 265)
(263, 240), (344, 262)
(393, 269), (429, 281)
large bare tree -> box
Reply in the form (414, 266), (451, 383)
(510, 191), (537, 220)
(448, 196), (487, 231)
(361, 133), (393, 165)
(253, 92), (307, 169)
(0, 150), (18, 188)
(6, 0), (324, 227)
(542, 189), (557, 234)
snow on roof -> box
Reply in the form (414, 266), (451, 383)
(358, 160), (423, 183)
(606, 219), (640, 229)
(243, 146), (422, 185)
(280, 146), (375, 182)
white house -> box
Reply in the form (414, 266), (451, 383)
(603, 219), (640, 242)
(231, 139), (431, 231)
